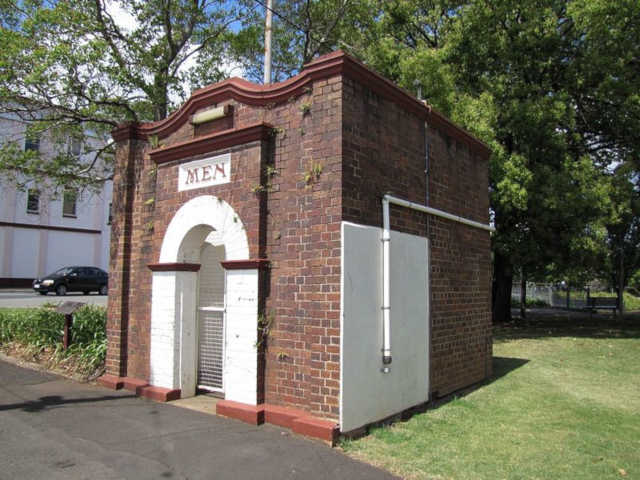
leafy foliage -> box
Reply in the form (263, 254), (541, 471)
(0, 305), (107, 373)
(344, 0), (640, 320)
(0, 0), (251, 188)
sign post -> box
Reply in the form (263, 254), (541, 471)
(55, 301), (85, 350)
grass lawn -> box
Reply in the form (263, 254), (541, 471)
(341, 314), (640, 479)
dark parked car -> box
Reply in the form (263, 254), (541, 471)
(33, 266), (108, 296)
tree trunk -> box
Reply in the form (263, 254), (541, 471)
(153, 73), (169, 121)
(492, 251), (513, 323)
(618, 251), (625, 317)
(154, 100), (168, 122)
(520, 270), (527, 319)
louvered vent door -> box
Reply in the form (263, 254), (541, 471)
(197, 243), (226, 393)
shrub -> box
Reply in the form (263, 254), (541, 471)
(0, 305), (106, 375)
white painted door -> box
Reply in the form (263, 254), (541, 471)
(197, 243), (226, 393)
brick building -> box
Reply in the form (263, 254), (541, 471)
(99, 51), (493, 443)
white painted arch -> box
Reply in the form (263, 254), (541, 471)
(150, 195), (259, 403)
(159, 195), (249, 263)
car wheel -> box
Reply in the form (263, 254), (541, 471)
(99, 285), (108, 296)
(39, 291), (47, 296)
(56, 284), (67, 296)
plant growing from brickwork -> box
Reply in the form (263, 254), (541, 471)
(303, 162), (323, 186)
(300, 102), (312, 116)
(255, 311), (274, 349)
(251, 165), (278, 194)
(270, 127), (285, 137)
(276, 351), (290, 361)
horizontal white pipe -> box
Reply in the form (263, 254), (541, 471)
(384, 194), (495, 232)
(380, 193), (493, 369)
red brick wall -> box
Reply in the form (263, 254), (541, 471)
(341, 76), (492, 398)
(258, 77), (343, 419)
(106, 135), (146, 377)
(107, 76), (343, 419)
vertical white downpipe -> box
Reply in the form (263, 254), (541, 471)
(424, 120), (430, 206)
(381, 196), (392, 367)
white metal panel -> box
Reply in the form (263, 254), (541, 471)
(340, 221), (429, 432)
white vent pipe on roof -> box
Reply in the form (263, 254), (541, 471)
(381, 194), (495, 370)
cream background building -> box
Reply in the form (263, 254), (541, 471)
(0, 111), (112, 286)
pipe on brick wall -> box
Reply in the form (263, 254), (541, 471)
(380, 194), (494, 370)
(424, 121), (430, 206)
(381, 196), (392, 367)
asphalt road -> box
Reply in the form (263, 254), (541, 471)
(0, 359), (396, 480)
(0, 289), (107, 308)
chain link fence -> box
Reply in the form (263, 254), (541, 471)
(511, 283), (619, 310)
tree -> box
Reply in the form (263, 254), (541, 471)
(0, 0), (249, 190)
(602, 164), (640, 314)
(346, 0), (639, 322)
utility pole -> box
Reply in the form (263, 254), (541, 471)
(263, 0), (273, 84)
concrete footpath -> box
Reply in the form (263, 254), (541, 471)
(0, 359), (396, 480)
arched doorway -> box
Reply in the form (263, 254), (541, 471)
(149, 195), (258, 402)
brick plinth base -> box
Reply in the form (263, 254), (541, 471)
(216, 400), (265, 425)
(138, 385), (181, 402)
(97, 374), (124, 390)
(97, 375), (180, 402)
(123, 377), (148, 392)
(217, 400), (339, 445)
(292, 416), (339, 445)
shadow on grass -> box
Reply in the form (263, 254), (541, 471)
(425, 356), (529, 412)
(0, 393), (136, 413)
(492, 356), (529, 380)
(341, 356), (530, 438)
(497, 309), (640, 341)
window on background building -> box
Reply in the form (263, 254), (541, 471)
(26, 189), (40, 214)
(107, 202), (112, 225)
(62, 189), (77, 217)
(24, 129), (40, 152)
(69, 136), (82, 157)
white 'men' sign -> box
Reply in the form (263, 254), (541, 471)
(179, 153), (231, 192)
